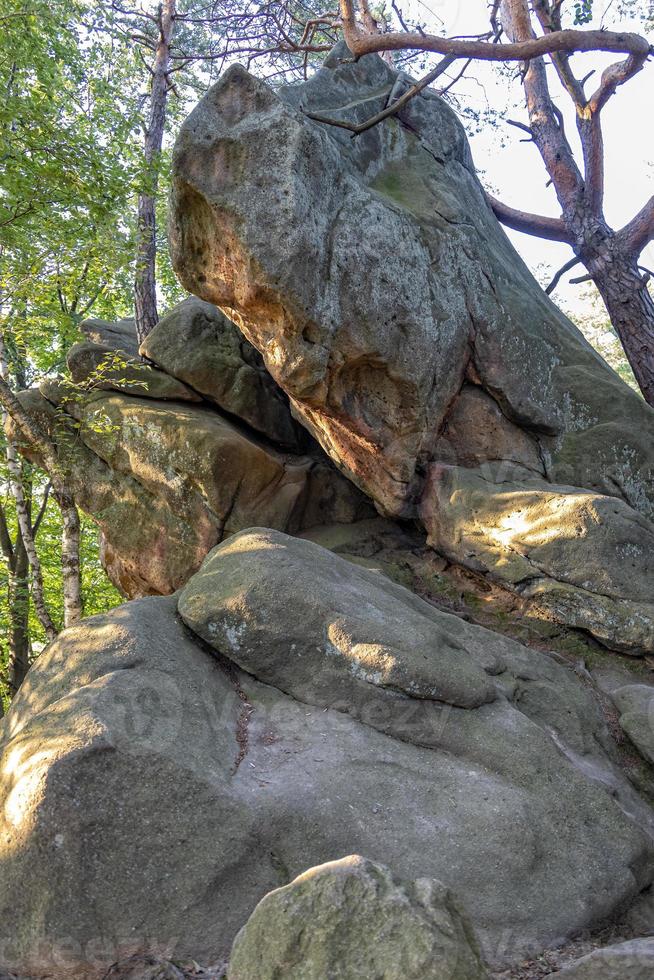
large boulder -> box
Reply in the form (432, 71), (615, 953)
(609, 684), (654, 765)
(168, 47), (654, 653)
(421, 464), (654, 654)
(227, 856), (489, 980)
(3, 529), (653, 976)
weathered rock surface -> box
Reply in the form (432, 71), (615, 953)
(178, 529), (504, 716)
(12, 382), (371, 597)
(13, 300), (375, 598)
(421, 464), (654, 654)
(2, 530), (654, 977)
(81, 315), (139, 357)
(169, 47), (654, 653)
(227, 855), (489, 980)
(609, 684), (654, 765)
(140, 297), (309, 451)
(545, 938), (654, 978)
(67, 339), (203, 403)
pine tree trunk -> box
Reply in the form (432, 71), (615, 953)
(134, 0), (176, 346)
(134, 192), (158, 346)
(583, 250), (654, 406)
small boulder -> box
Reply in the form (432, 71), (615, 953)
(67, 340), (202, 403)
(546, 938), (654, 978)
(227, 855), (489, 980)
(81, 315), (139, 356)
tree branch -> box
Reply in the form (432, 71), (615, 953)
(487, 193), (574, 242)
(498, 0), (584, 215)
(619, 195), (654, 257)
(304, 54), (456, 135)
(31, 482), (51, 538)
(0, 501), (14, 564)
(589, 53), (649, 115)
(545, 254), (582, 294)
(338, 0), (652, 62)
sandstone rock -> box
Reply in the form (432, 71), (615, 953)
(227, 856), (489, 980)
(81, 315), (139, 357)
(140, 298), (309, 451)
(421, 464), (654, 653)
(168, 47), (654, 653)
(11, 387), (371, 597)
(178, 528), (502, 718)
(609, 684), (654, 765)
(67, 340), (202, 403)
(2, 534), (654, 976)
(545, 938), (654, 978)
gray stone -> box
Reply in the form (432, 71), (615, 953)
(67, 340), (202, 403)
(81, 315), (139, 357)
(11, 387), (371, 597)
(227, 856), (489, 980)
(610, 684), (654, 764)
(545, 938), (654, 978)
(140, 297), (309, 451)
(420, 463), (654, 653)
(178, 528), (503, 717)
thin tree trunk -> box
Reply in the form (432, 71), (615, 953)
(0, 336), (57, 641)
(56, 488), (82, 627)
(3, 440), (56, 641)
(0, 501), (30, 696)
(7, 529), (30, 694)
(134, 0), (176, 346)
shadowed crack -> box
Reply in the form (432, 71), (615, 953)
(177, 617), (254, 774)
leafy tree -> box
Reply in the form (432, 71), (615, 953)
(0, 0), (140, 704)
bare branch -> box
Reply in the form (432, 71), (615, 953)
(620, 195), (654, 257)
(589, 53), (649, 114)
(31, 482), (51, 538)
(437, 58), (473, 96)
(304, 54), (456, 135)
(506, 117), (533, 135)
(545, 254), (582, 294)
(486, 193), (574, 243)
(498, 0), (584, 214)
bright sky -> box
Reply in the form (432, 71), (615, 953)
(403, 0), (654, 316)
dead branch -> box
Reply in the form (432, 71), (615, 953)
(304, 54), (456, 136)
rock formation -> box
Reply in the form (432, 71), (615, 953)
(11, 298), (372, 596)
(2, 530), (654, 977)
(4, 42), (654, 980)
(168, 45), (654, 654)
